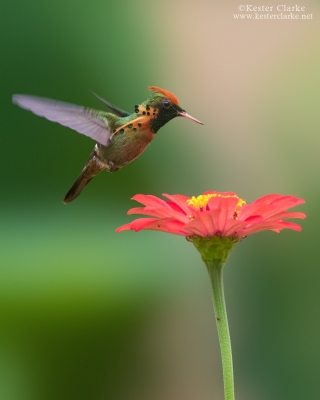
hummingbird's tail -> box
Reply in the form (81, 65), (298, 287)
(63, 151), (105, 204)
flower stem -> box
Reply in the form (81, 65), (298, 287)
(206, 261), (235, 400)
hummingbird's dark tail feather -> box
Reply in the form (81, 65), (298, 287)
(63, 151), (105, 204)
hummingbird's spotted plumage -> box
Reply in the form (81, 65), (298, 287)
(12, 86), (203, 203)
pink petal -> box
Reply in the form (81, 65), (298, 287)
(129, 218), (160, 232)
(127, 206), (189, 223)
(240, 221), (303, 235)
(278, 221), (303, 231)
(264, 197), (305, 216)
(262, 211), (306, 223)
(127, 207), (167, 218)
(166, 201), (187, 213)
(162, 193), (191, 215)
(207, 196), (239, 233)
(223, 215), (263, 237)
(241, 195), (305, 220)
(223, 220), (250, 237)
(239, 203), (268, 220)
(197, 210), (220, 236)
(128, 194), (190, 223)
(183, 218), (209, 237)
(116, 223), (132, 232)
(251, 194), (285, 205)
(244, 215), (264, 223)
(132, 194), (172, 210)
(269, 196), (305, 208)
(139, 218), (187, 235)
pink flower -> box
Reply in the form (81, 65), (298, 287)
(116, 191), (305, 238)
(117, 191), (306, 398)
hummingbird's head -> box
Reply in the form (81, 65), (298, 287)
(145, 86), (203, 133)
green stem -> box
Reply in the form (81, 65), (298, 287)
(206, 261), (235, 400)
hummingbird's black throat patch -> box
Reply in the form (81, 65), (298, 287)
(150, 105), (184, 133)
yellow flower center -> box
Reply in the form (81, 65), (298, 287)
(187, 193), (246, 218)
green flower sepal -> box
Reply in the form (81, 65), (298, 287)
(187, 235), (240, 265)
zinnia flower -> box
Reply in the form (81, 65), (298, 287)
(116, 190), (305, 400)
(116, 191), (305, 239)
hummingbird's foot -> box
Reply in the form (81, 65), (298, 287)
(108, 160), (119, 172)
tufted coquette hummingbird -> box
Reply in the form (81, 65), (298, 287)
(12, 86), (203, 203)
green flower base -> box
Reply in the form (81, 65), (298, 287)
(188, 235), (240, 264)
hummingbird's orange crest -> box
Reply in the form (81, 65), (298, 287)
(148, 86), (180, 106)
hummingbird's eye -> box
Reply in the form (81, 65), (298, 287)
(162, 99), (171, 109)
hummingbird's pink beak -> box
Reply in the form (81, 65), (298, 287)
(177, 111), (203, 125)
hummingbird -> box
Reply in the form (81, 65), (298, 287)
(12, 86), (203, 203)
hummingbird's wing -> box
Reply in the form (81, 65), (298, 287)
(90, 91), (130, 117)
(12, 95), (112, 147)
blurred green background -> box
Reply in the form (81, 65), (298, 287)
(1, 0), (319, 399)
